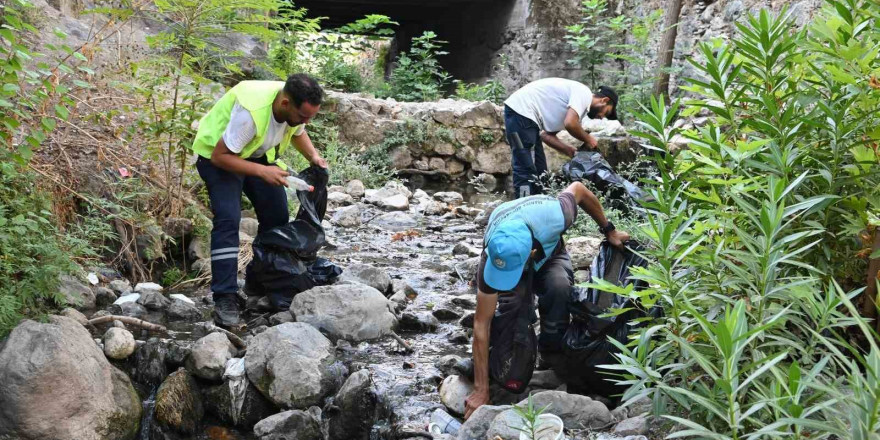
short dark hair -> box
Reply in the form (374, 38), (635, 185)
(284, 73), (323, 107)
(595, 85), (619, 120)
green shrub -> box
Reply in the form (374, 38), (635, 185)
(602, 3), (880, 438)
(0, 159), (75, 335)
(454, 79), (506, 105)
(385, 31), (451, 102)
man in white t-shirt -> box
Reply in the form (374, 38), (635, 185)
(503, 79), (618, 198)
(190, 74), (327, 328)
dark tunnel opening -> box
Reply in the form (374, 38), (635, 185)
(290, 0), (518, 83)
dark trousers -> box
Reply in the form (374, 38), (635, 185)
(504, 105), (547, 199)
(196, 156), (289, 299)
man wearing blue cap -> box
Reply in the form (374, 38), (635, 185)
(464, 181), (629, 419)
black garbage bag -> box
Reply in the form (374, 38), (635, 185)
(489, 267), (538, 394)
(247, 166), (342, 310)
(554, 240), (660, 400)
(562, 151), (646, 203)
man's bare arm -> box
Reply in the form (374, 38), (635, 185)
(464, 290), (498, 419)
(564, 182), (630, 247)
(540, 131), (577, 158)
(210, 138), (289, 186)
(563, 107), (598, 150)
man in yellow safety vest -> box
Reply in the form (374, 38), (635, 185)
(190, 73), (327, 328)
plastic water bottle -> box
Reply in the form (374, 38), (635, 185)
(429, 409), (461, 435)
(285, 176), (314, 192)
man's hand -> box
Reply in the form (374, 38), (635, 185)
(311, 155), (328, 169)
(464, 388), (490, 419)
(585, 134), (598, 150)
(259, 165), (290, 186)
(606, 229), (630, 249)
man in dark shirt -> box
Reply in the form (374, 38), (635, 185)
(464, 181), (629, 418)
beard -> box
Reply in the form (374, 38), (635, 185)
(587, 107), (600, 120)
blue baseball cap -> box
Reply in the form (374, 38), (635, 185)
(483, 220), (533, 291)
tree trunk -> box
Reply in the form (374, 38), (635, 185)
(652, 0), (685, 99)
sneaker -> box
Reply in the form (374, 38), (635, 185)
(212, 294), (242, 328)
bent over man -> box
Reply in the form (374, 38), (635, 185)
(504, 78), (618, 198)
(190, 74), (327, 328)
(464, 182), (630, 418)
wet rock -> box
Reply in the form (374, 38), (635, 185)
(339, 263), (392, 293)
(186, 332), (235, 381)
(163, 217), (194, 239)
(378, 193), (410, 210)
(366, 181), (412, 205)
(472, 173), (497, 192)
(327, 369), (377, 440)
(439, 375), (474, 416)
(245, 322), (336, 409)
(58, 274), (96, 310)
(453, 257), (480, 283)
(475, 200), (502, 226)
(568, 236), (602, 269)
(448, 330), (470, 344)
(331, 205), (362, 227)
(613, 415), (650, 436)
(103, 327), (136, 360)
(269, 310), (294, 325)
(434, 191), (464, 205)
(372, 211), (417, 231)
(487, 409), (526, 440)
(291, 283), (396, 341)
(109, 279), (132, 295)
(452, 243), (481, 257)
(516, 391), (612, 429)
(424, 200), (449, 216)
(451, 297), (476, 309)
(136, 338), (168, 387)
(0, 316), (141, 440)
(530, 370), (562, 390)
(391, 279), (418, 300)
(134, 282), (163, 294)
(239, 217), (259, 238)
(253, 407), (324, 440)
(166, 340), (192, 367)
(203, 378), (278, 429)
(166, 298), (203, 321)
(155, 368), (204, 434)
(433, 306), (462, 321)
(137, 290), (170, 310)
(94, 287), (117, 308)
(328, 191), (355, 206)
(108, 301), (148, 319)
(345, 179), (365, 198)
(458, 404), (511, 440)
(434, 355), (466, 376)
(399, 311), (439, 332)
(459, 312), (475, 329)
(60, 307), (89, 325)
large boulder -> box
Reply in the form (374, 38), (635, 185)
(457, 404), (511, 440)
(338, 263), (392, 293)
(290, 284), (397, 341)
(472, 142), (511, 174)
(58, 274), (96, 310)
(155, 368), (204, 434)
(326, 370), (378, 440)
(245, 322), (336, 409)
(516, 391), (612, 429)
(185, 332), (235, 381)
(253, 407), (324, 440)
(0, 316), (142, 440)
